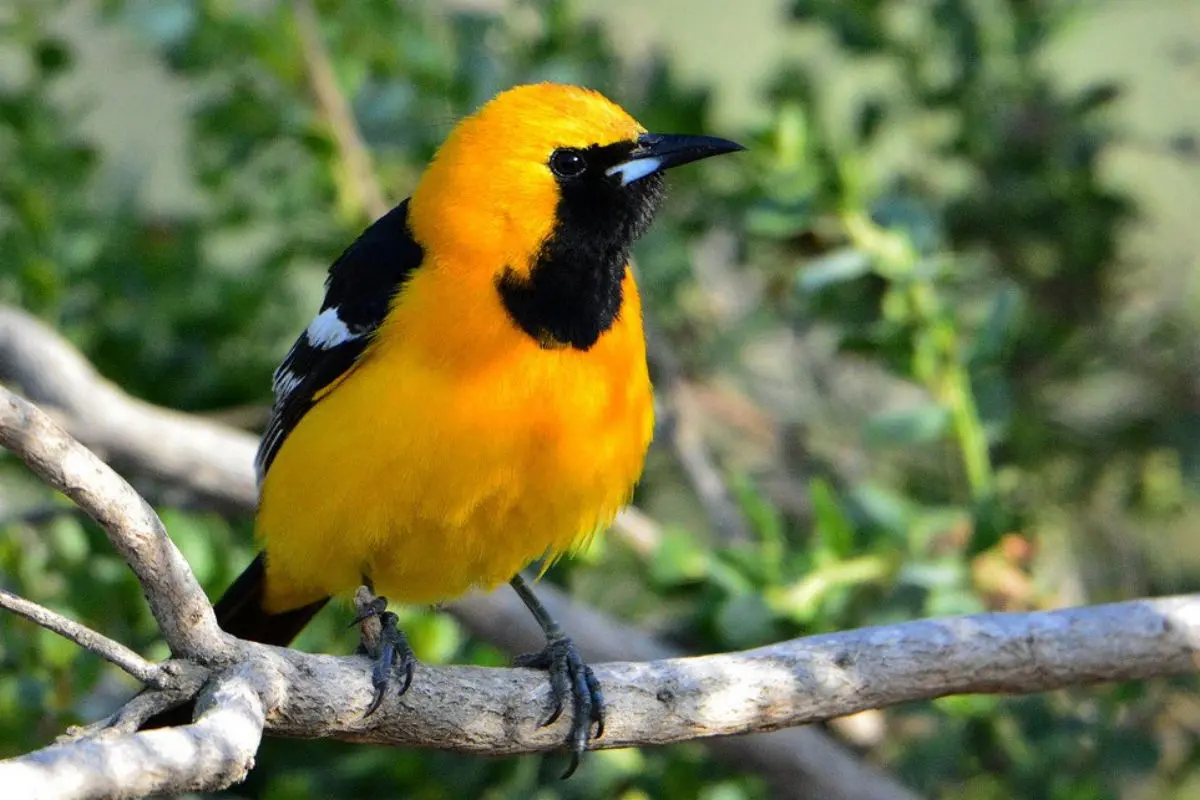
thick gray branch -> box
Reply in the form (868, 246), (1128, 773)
(0, 665), (269, 800)
(25, 584), (1197, 764)
(0, 304), (914, 799)
(6, 586), (1199, 798)
(0, 306), (260, 513)
(5, 308), (1200, 798)
(260, 593), (1200, 751)
(0, 385), (227, 662)
(455, 585), (913, 798)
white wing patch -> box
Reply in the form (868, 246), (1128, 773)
(305, 307), (357, 348)
(255, 199), (422, 485)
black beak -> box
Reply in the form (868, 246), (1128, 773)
(607, 133), (745, 185)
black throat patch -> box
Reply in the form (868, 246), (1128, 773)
(497, 141), (665, 351)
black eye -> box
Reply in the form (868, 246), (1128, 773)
(549, 149), (587, 179)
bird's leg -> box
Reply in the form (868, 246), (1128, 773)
(509, 573), (604, 779)
(351, 581), (416, 716)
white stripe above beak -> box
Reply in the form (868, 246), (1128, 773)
(605, 157), (664, 186)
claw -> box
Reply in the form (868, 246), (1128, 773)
(353, 586), (418, 718)
(541, 697), (565, 729)
(513, 633), (604, 779)
(584, 666), (605, 739)
(349, 595), (388, 628)
(561, 749), (583, 781)
(365, 679), (388, 717)
(398, 648), (415, 696)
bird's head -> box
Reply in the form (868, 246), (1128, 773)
(409, 83), (743, 350)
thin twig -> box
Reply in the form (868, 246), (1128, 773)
(0, 589), (166, 687)
(644, 290), (754, 548)
(0, 387), (228, 663)
(293, 0), (389, 221)
(61, 679), (207, 741)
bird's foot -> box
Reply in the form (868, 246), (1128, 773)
(514, 632), (604, 779)
(351, 584), (416, 717)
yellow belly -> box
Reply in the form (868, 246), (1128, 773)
(255, 272), (653, 613)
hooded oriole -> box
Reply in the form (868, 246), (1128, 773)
(212, 82), (742, 774)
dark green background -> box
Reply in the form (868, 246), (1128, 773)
(2, 1), (1199, 798)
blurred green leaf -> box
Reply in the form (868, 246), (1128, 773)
(809, 477), (855, 558)
(797, 249), (872, 292)
(45, 515), (88, 565)
(969, 283), (1024, 366)
(866, 404), (951, 447)
(714, 593), (776, 649)
(849, 484), (912, 538)
(649, 529), (710, 588)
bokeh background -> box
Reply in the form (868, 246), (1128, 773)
(3, 0), (1200, 797)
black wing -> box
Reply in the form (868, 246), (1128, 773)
(255, 199), (425, 481)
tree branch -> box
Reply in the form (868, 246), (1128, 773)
(4, 312), (1200, 799)
(0, 303), (914, 799)
(293, 0), (390, 222)
(0, 589), (165, 687)
(1, 664), (269, 800)
(62, 680), (209, 740)
(0, 385), (227, 662)
(0, 306), (259, 514)
(263, 593), (1200, 751)
(14, 576), (1197, 799)
(9, 540), (1200, 757)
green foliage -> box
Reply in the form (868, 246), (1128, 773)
(3, 0), (1200, 798)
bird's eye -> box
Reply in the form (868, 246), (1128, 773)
(549, 149), (587, 179)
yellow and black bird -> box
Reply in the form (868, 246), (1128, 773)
(212, 82), (742, 773)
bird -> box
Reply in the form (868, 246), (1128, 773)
(210, 82), (743, 776)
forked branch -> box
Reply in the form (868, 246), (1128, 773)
(2, 375), (1200, 800)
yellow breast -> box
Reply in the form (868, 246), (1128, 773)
(255, 266), (653, 613)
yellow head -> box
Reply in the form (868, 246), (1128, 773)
(408, 82), (742, 350)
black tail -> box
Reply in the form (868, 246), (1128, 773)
(213, 552), (330, 646)
(142, 553), (329, 728)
